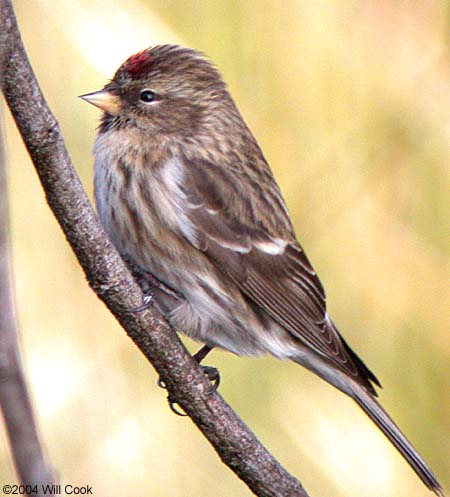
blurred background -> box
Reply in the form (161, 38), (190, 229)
(1, 1), (449, 496)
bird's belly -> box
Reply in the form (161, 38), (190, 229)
(94, 159), (249, 346)
(94, 156), (298, 359)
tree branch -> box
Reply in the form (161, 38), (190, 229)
(0, 108), (55, 494)
(0, 1), (310, 496)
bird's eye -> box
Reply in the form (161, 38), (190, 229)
(140, 90), (156, 103)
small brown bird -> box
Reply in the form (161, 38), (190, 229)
(81, 45), (443, 495)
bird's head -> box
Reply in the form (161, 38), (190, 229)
(80, 45), (230, 139)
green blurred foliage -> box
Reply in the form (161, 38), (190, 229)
(1, 1), (449, 496)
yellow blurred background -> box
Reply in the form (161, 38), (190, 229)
(1, 1), (449, 496)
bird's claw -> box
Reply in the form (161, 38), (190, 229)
(157, 363), (220, 415)
(167, 395), (187, 417)
(200, 365), (220, 394)
(126, 294), (154, 313)
(157, 378), (187, 416)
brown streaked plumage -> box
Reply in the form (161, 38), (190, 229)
(81, 45), (443, 495)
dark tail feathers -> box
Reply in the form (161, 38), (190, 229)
(353, 389), (444, 496)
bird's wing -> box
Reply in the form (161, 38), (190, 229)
(175, 157), (378, 389)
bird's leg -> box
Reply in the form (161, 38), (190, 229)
(159, 345), (220, 416)
(193, 344), (212, 363)
(193, 345), (220, 390)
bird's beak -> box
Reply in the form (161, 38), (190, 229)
(79, 89), (122, 115)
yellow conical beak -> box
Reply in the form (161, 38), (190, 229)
(79, 89), (122, 115)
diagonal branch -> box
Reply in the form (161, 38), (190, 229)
(0, 1), (309, 496)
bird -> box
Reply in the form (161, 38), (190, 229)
(80, 44), (443, 495)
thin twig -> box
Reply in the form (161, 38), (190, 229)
(0, 114), (55, 491)
(0, 1), (309, 496)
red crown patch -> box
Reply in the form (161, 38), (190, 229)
(123, 49), (153, 76)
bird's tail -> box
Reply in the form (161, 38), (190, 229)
(353, 388), (444, 496)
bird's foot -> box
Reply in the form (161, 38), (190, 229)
(158, 345), (220, 415)
(193, 345), (220, 394)
(125, 293), (154, 313)
(157, 378), (187, 417)
(199, 365), (220, 393)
